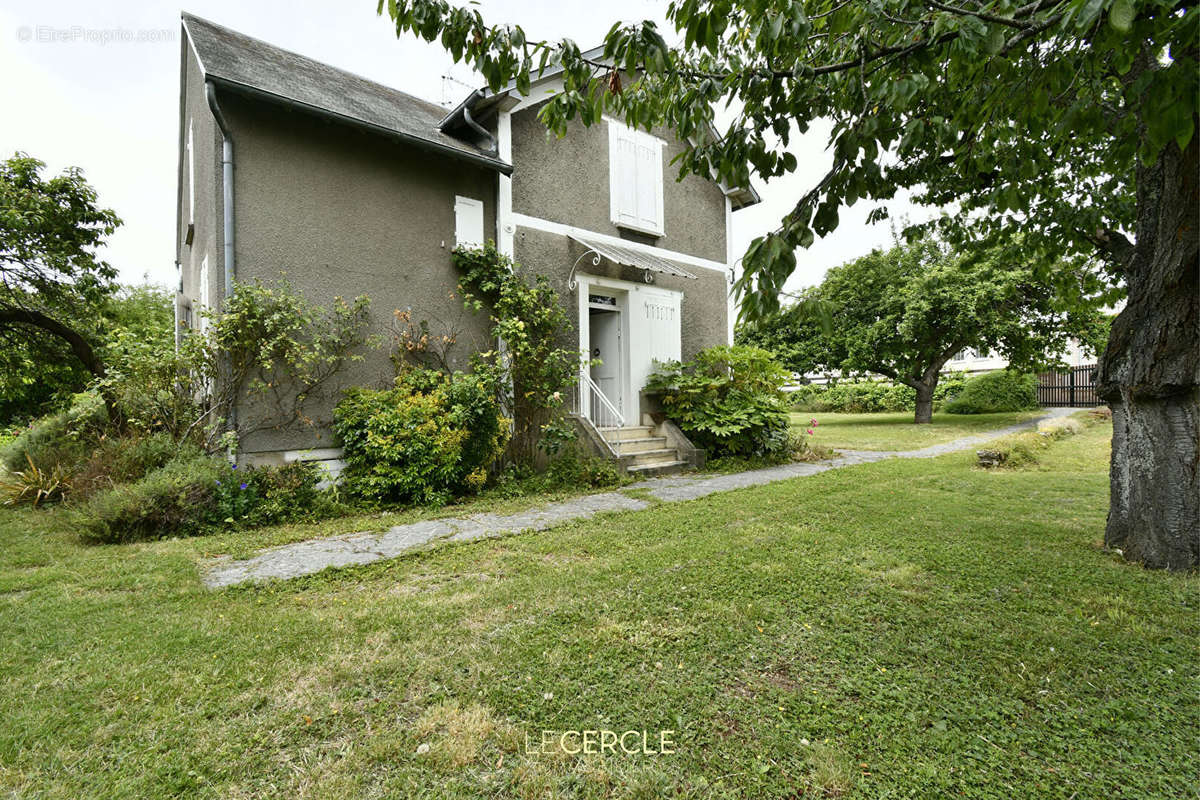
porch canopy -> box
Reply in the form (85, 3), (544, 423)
(568, 233), (700, 284)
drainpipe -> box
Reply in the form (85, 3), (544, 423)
(205, 80), (238, 448)
(462, 89), (498, 154)
(205, 81), (235, 297)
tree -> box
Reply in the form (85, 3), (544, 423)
(0, 284), (173, 425)
(742, 234), (1103, 422)
(0, 154), (122, 423)
(378, 0), (1197, 568)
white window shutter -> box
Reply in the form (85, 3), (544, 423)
(634, 136), (663, 233)
(187, 120), (195, 225)
(197, 256), (209, 334)
(608, 119), (664, 235)
(454, 196), (484, 249)
(610, 124), (639, 228)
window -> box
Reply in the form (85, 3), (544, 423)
(607, 119), (664, 236)
(454, 195), (484, 249)
(197, 256), (210, 335)
(185, 119), (195, 245)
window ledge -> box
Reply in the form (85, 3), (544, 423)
(613, 219), (664, 238)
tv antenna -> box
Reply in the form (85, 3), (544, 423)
(440, 73), (476, 108)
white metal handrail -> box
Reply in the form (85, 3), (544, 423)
(574, 371), (624, 431)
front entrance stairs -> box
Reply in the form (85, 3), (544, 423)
(601, 426), (690, 477)
(570, 416), (705, 478)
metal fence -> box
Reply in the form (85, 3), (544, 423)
(1037, 364), (1103, 407)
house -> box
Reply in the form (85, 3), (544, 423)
(945, 341), (1096, 374)
(175, 13), (758, 476)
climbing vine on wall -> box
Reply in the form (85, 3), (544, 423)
(452, 242), (580, 466)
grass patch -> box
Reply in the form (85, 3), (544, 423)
(0, 421), (1195, 798)
(794, 410), (1045, 451)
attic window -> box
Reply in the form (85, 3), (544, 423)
(607, 119), (664, 237)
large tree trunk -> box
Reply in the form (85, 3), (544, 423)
(914, 382), (935, 424)
(1096, 130), (1199, 571)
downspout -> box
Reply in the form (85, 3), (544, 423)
(204, 80), (238, 446)
(462, 89), (498, 154)
(205, 81), (235, 297)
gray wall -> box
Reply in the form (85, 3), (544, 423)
(510, 105), (729, 264)
(213, 93), (497, 454)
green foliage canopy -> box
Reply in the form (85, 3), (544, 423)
(741, 234), (1103, 392)
(378, 0), (1194, 318)
(0, 154), (123, 422)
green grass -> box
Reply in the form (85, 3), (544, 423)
(0, 421), (1195, 798)
(793, 410), (1046, 451)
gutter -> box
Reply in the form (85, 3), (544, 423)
(205, 80), (236, 298)
(205, 80), (238, 446)
(461, 89), (498, 154)
(207, 75), (512, 176)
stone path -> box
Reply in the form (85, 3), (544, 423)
(203, 408), (1078, 588)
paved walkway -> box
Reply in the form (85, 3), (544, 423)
(203, 409), (1078, 588)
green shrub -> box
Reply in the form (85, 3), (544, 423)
(944, 370), (1038, 414)
(0, 455), (72, 507)
(789, 373), (969, 413)
(645, 346), (791, 458)
(70, 432), (204, 500)
(0, 393), (106, 473)
(80, 454), (225, 543)
(544, 449), (624, 490)
(241, 461), (331, 527)
(79, 456), (336, 543)
(333, 369), (508, 505)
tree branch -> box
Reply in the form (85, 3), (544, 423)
(0, 305), (122, 425)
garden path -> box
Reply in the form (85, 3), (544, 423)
(203, 408), (1079, 588)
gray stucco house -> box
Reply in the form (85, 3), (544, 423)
(176, 13), (758, 476)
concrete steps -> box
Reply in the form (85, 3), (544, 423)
(601, 426), (688, 476)
(625, 459), (690, 477)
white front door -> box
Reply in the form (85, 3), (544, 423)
(589, 307), (622, 411)
(578, 277), (682, 426)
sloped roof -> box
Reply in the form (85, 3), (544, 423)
(181, 13), (510, 174)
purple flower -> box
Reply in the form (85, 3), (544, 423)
(215, 480), (222, 486)
(239, 482), (248, 490)
(231, 464), (238, 470)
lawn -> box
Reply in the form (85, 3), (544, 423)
(793, 410), (1047, 451)
(0, 420), (1195, 798)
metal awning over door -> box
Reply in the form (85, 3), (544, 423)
(568, 233), (699, 287)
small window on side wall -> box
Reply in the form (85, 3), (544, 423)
(608, 119), (664, 237)
(454, 196), (484, 249)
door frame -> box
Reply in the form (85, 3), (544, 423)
(577, 276), (632, 421)
(587, 302), (624, 414)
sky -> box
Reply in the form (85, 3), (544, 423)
(0, 0), (927, 293)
